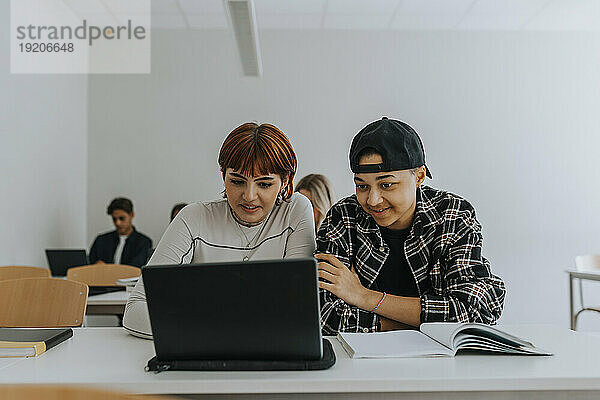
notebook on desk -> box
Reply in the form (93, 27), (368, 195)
(0, 328), (73, 358)
(142, 258), (335, 372)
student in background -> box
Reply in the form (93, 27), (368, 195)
(170, 203), (188, 222)
(316, 118), (505, 334)
(89, 197), (153, 268)
(123, 122), (316, 339)
(296, 174), (335, 232)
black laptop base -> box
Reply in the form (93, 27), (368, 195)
(145, 338), (336, 373)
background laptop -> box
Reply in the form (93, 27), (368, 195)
(45, 249), (88, 277)
(143, 258), (323, 362)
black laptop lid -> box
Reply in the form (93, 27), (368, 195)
(143, 258), (322, 361)
(45, 249), (88, 276)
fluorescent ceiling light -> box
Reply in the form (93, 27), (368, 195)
(224, 0), (262, 77)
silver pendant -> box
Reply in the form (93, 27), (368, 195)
(243, 256), (249, 262)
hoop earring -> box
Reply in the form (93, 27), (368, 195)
(275, 192), (283, 206)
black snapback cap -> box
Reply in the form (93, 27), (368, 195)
(349, 117), (432, 178)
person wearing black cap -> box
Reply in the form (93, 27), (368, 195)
(315, 117), (505, 333)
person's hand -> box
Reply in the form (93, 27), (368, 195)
(379, 316), (413, 331)
(315, 253), (368, 307)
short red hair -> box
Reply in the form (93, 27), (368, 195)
(218, 123), (297, 201)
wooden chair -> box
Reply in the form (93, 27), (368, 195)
(0, 266), (50, 281)
(0, 278), (88, 327)
(0, 385), (175, 400)
(573, 254), (600, 330)
(66, 264), (140, 286)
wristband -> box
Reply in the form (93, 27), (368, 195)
(371, 292), (386, 312)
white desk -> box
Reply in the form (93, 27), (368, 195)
(0, 358), (21, 372)
(1, 325), (600, 400)
(86, 291), (130, 316)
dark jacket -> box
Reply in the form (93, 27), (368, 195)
(316, 185), (506, 334)
(89, 227), (152, 267)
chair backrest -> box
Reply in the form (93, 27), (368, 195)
(0, 278), (88, 327)
(0, 266), (50, 281)
(575, 255), (600, 272)
(66, 264), (140, 286)
(0, 385), (176, 400)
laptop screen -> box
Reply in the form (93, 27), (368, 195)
(143, 258), (322, 361)
(45, 249), (88, 276)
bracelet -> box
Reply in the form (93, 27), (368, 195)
(371, 292), (386, 313)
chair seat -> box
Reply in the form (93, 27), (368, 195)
(67, 264), (140, 286)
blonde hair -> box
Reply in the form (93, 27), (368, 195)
(295, 174), (335, 230)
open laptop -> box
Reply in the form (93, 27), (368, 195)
(143, 258), (334, 371)
(45, 249), (88, 277)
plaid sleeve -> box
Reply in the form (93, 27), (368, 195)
(420, 226), (506, 324)
(316, 204), (379, 335)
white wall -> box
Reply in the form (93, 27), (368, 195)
(0, 0), (88, 268)
(87, 29), (600, 329)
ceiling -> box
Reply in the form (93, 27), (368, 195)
(63, 0), (600, 31)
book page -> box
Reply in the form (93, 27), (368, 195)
(420, 323), (462, 349)
(0, 346), (36, 357)
(338, 330), (453, 358)
(420, 323), (551, 355)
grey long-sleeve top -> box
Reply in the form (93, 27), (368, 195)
(122, 193), (316, 339)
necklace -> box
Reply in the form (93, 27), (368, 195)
(230, 206), (263, 227)
(230, 206), (274, 261)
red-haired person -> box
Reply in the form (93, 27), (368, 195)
(123, 123), (316, 339)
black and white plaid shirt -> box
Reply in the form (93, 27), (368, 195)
(316, 185), (506, 334)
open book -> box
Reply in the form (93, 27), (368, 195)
(116, 276), (139, 286)
(338, 323), (552, 358)
(116, 276), (139, 291)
